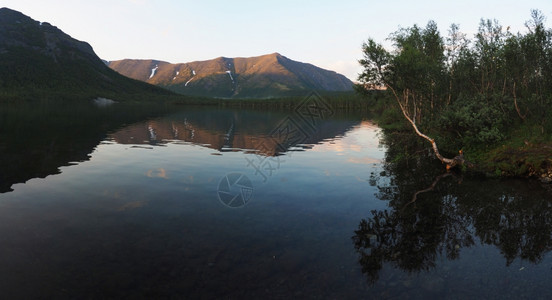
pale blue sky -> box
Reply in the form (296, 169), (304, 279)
(3, 0), (552, 80)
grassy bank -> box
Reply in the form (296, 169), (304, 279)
(469, 125), (552, 180)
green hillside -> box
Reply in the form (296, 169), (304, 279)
(0, 7), (173, 101)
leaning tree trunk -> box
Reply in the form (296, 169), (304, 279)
(386, 84), (468, 170)
(513, 82), (526, 121)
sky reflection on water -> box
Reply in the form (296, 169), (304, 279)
(0, 106), (551, 298)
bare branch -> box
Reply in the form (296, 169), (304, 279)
(385, 83), (459, 167)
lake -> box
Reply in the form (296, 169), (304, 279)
(0, 98), (551, 299)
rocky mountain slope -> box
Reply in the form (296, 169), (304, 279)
(108, 53), (354, 98)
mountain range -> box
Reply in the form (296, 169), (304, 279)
(0, 7), (171, 100)
(109, 54), (354, 98)
(1, 7), (353, 100)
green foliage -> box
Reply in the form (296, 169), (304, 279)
(208, 91), (377, 112)
(439, 95), (511, 144)
(358, 9), (552, 177)
(358, 39), (390, 89)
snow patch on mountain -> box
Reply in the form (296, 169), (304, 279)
(149, 65), (158, 79)
(185, 70), (196, 87)
(226, 70), (234, 82)
(173, 70), (180, 81)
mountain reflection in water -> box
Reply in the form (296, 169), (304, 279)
(0, 104), (361, 194)
(108, 109), (360, 156)
(0, 102), (170, 193)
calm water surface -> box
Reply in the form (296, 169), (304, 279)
(0, 102), (551, 298)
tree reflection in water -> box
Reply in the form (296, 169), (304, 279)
(353, 134), (552, 284)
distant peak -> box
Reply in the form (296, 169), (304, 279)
(0, 8), (38, 26)
(267, 52), (284, 58)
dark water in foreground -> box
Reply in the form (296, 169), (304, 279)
(0, 101), (551, 299)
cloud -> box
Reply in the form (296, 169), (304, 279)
(146, 168), (168, 179)
(117, 200), (147, 211)
(347, 157), (381, 165)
